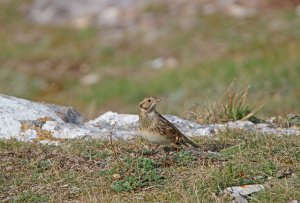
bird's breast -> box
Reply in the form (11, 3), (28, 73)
(140, 130), (172, 145)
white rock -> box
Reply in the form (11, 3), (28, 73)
(0, 94), (63, 121)
(0, 94), (91, 142)
(71, 17), (91, 29)
(149, 57), (164, 69)
(0, 94), (299, 144)
(225, 184), (264, 196)
(226, 4), (256, 18)
(0, 117), (21, 139)
(99, 7), (120, 26)
(224, 184), (264, 203)
(147, 57), (178, 69)
(38, 140), (60, 145)
(80, 73), (100, 86)
(42, 121), (93, 139)
(20, 129), (38, 142)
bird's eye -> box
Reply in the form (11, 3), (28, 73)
(148, 99), (151, 102)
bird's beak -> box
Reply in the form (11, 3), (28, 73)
(156, 98), (161, 103)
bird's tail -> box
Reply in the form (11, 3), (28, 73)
(184, 136), (200, 148)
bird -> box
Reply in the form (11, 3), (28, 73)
(138, 96), (199, 149)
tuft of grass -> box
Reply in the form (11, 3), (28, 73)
(184, 83), (264, 124)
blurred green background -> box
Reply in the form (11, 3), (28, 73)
(1, 0), (299, 119)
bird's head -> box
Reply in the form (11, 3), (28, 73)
(139, 96), (161, 113)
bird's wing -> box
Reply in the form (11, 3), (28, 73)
(155, 113), (188, 146)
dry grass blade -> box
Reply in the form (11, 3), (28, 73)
(241, 103), (265, 121)
(183, 83), (263, 124)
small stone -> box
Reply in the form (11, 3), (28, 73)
(98, 7), (120, 26)
(80, 73), (100, 86)
(225, 4), (256, 18)
(147, 57), (178, 69)
(112, 174), (121, 180)
(253, 175), (265, 180)
(149, 57), (164, 69)
(264, 182), (273, 189)
(224, 184), (264, 203)
(227, 184), (265, 196)
(6, 166), (14, 171)
(276, 167), (294, 179)
(71, 17), (91, 29)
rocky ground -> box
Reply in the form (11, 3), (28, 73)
(1, 94), (299, 202)
(0, 94), (299, 145)
(1, 1), (300, 201)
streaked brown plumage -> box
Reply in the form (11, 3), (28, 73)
(138, 96), (199, 148)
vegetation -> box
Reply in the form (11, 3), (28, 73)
(0, 1), (299, 202)
(183, 83), (265, 124)
(1, 130), (299, 202)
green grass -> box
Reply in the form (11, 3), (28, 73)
(1, 131), (299, 202)
(0, 1), (300, 118)
(110, 157), (164, 192)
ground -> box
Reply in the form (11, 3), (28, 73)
(1, 1), (300, 202)
(1, 130), (299, 202)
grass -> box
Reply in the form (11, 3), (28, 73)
(0, 1), (300, 118)
(1, 130), (299, 202)
(0, 1), (299, 202)
(183, 83), (265, 124)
